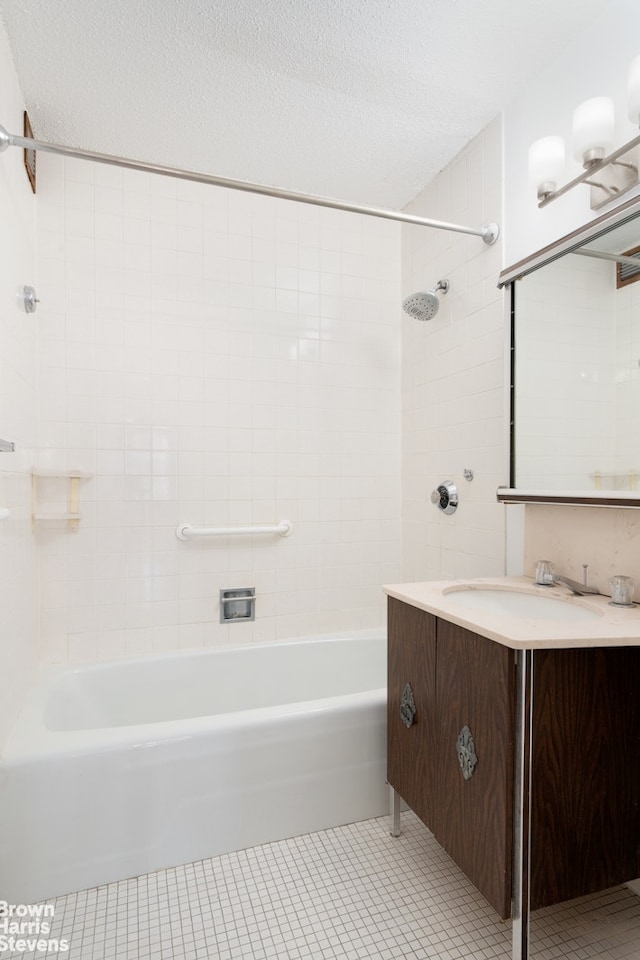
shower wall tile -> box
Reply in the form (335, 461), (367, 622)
(36, 155), (402, 661)
(401, 117), (507, 582)
(0, 25), (39, 749)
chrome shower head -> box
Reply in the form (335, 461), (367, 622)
(402, 279), (450, 321)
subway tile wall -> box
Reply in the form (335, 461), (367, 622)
(401, 117), (506, 581)
(0, 27), (39, 748)
(35, 153), (402, 661)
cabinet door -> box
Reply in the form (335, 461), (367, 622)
(387, 598), (438, 830)
(434, 619), (515, 920)
(531, 646), (640, 909)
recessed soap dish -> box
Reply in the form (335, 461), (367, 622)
(220, 587), (256, 623)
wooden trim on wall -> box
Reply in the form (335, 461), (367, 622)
(23, 111), (36, 193)
(616, 242), (640, 288)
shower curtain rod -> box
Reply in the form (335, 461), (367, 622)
(0, 123), (499, 245)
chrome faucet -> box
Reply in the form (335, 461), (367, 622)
(534, 561), (599, 596)
(549, 574), (599, 596)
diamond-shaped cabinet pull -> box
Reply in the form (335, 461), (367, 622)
(400, 682), (416, 728)
(456, 724), (478, 780)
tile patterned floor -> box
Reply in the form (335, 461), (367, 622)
(2, 812), (639, 959)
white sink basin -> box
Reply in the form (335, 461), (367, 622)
(444, 588), (602, 621)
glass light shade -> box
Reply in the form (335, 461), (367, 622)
(572, 97), (615, 163)
(528, 136), (565, 194)
(628, 55), (640, 125)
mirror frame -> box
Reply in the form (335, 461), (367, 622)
(497, 191), (640, 508)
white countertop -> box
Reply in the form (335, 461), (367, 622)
(383, 577), (640, 649)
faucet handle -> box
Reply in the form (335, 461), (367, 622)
(535, 560), (555, 585)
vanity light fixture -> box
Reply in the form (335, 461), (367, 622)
(529, 55), (640, 210)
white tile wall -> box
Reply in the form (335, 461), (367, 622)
(1, 48), (509, 680)
(0, 26), (39, 749)
(401, 117), (507, 581)
(36, 153), (402, 660)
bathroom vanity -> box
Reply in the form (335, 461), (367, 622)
(384, 578), (640, 959)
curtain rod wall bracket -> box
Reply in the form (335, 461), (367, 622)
(0, 123), (499, 244)
(481, 222), (500, 245)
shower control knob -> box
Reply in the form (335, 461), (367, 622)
(430, 481), (458, 515)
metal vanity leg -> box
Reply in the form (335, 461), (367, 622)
(512, 649), (534, 960)
(390, 786), (402, 837)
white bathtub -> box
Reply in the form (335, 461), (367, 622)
(0, 631), (387, 903)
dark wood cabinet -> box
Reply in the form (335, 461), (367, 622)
(530, 646), (640, 908)
(434, 618), (515, 918)
(387, 597), (640, 920)
(387, 597), (514, 917)
(387, 598), (438, 831)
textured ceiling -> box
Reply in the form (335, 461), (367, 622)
(0, 0), (605, 209)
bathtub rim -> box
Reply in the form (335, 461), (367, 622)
(2, 628), (387, 763)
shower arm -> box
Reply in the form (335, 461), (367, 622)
(0, 123), (499, 245)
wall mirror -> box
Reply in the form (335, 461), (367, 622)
(498, 193), (640, 507)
